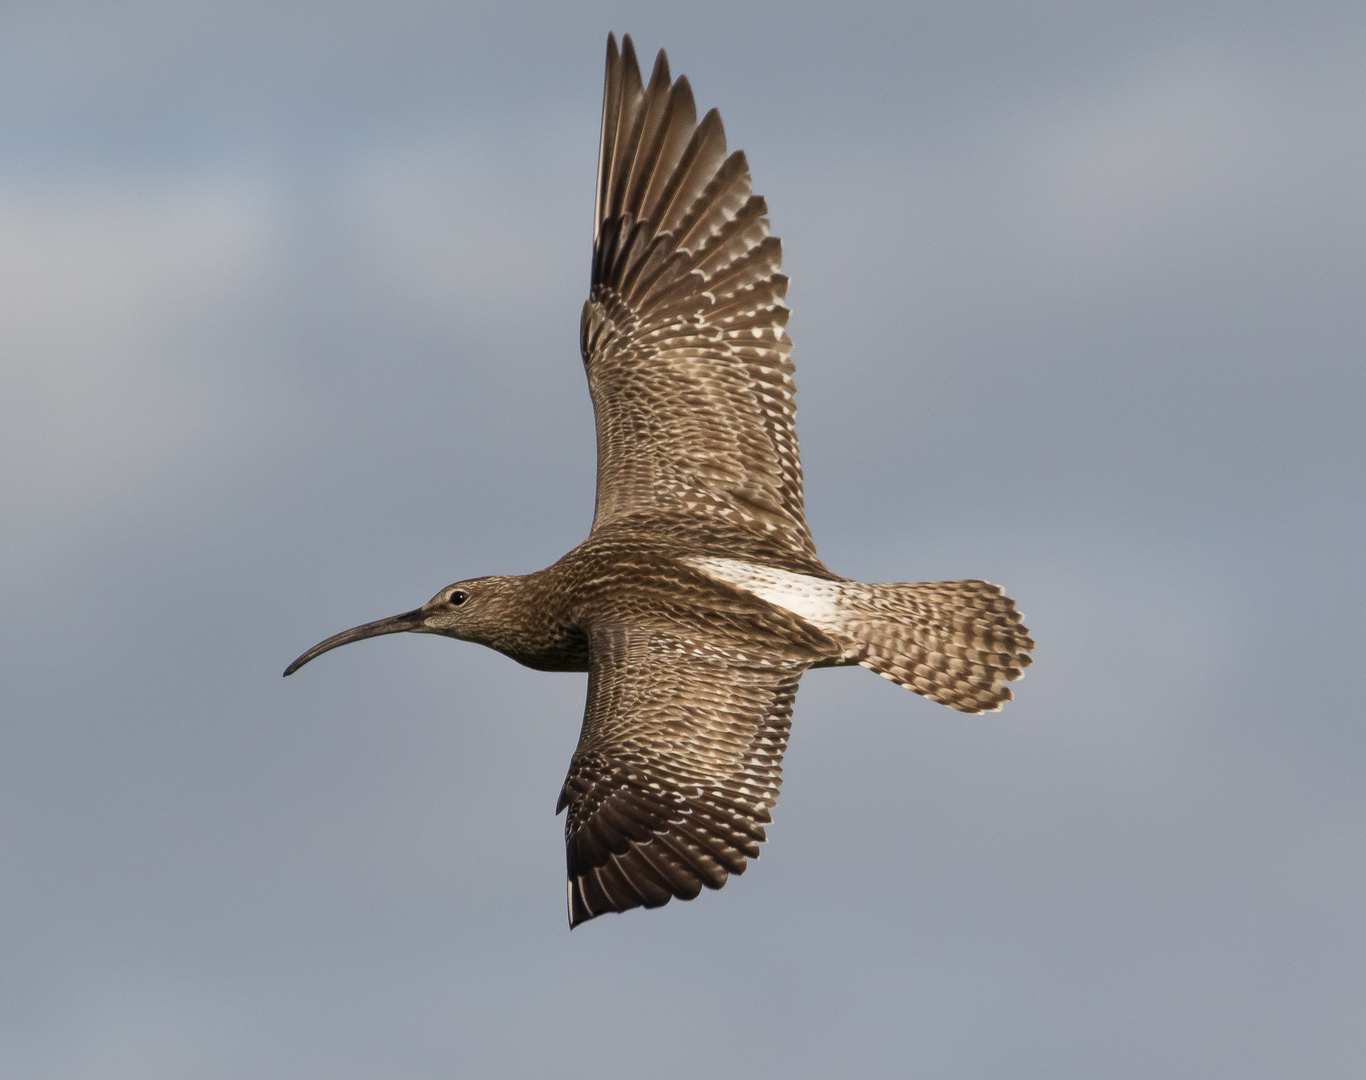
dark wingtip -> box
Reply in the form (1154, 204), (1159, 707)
(650, 48), (670, 88)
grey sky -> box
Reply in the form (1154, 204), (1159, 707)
(2, 2), (1363, 1077)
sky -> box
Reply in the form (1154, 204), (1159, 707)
(2, 1), (1363, 1077)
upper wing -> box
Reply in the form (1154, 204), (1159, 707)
(581, 34), (816, 560)
(556, 624), (809, 927)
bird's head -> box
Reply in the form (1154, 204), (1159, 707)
(283, 575), (520, 676)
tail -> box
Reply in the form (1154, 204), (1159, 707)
(836, 579), (1033, 713)
(681, 557), (1033, 714)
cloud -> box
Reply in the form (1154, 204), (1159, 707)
(0, 176), (281, 560)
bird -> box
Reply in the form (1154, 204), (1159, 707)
(285, 33), (1034, 928)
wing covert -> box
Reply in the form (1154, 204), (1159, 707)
(582, 34), (815, 559)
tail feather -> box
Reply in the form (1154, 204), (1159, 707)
(681, 557), (1033, 714)
(840, 580), (1033, 713)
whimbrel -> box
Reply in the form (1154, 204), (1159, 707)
(286, 34), (1034, 928)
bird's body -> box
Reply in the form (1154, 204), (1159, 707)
(393, 520), (836, 676)
(287, 34), (1034, 927)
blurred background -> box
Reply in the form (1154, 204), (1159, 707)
(2, 2), (1363, 1077)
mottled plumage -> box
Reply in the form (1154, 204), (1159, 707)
(285, 34), (1034, 928)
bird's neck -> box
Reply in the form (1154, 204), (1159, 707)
(475, 572), (590, 673)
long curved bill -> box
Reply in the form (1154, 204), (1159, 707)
(283, 608), (430, 676)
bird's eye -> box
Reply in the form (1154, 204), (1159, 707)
(449, 590), (468, 605)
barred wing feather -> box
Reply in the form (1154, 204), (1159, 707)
(557, 625), (806, 927)
(581, 34), (815, 560)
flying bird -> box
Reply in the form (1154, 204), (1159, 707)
(285, 34), (1034, 928)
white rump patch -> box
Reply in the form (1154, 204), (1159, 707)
(682, 557), (847, 634)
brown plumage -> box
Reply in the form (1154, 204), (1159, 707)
(285, 33), (1034, 928)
